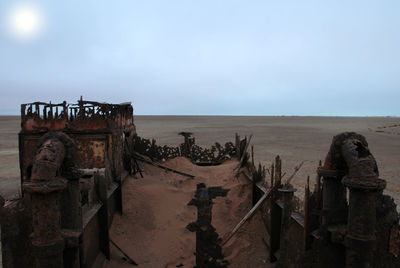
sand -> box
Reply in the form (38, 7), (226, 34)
(1, 115), (399, 267)
(133, 116), (400, 204)
(1, 115), (399, 203)
(106, 157), (273, 267)
(0, 116), (20, 199)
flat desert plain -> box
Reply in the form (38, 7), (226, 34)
(1, 115), (399, 205)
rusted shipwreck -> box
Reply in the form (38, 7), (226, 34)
(2, 98), (135, 267)
(1, 99), (400, 268)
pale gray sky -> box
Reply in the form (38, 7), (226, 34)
(0, 0), (399, 115)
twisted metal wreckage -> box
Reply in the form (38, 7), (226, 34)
(0, 98), (399, 268)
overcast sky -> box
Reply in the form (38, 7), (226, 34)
(0, 1), (399, 116)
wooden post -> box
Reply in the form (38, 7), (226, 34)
(235, 133), (240, 159)
(251, 145), (254, 167)
(270, 163), (274, 188)
(275, 155), (282, 187)
(316, 160), (322, 210)
(269, 198), (281, 262)
(304, 176), (310, 250)
(61, 173), (82, 268)
(278, 185), (296, 256)
(151, 139), (156, 160)
(241, 136), (247, 160)
(262, 166), (266, 184)
(188, 183), (229, 267)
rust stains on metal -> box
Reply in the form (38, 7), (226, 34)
(75, 138), (107, 168)
(316, 132), (387, 267)
(21, 97), (134, 133)
(22, 133), (72, 268)
(19, 98), (136, 183)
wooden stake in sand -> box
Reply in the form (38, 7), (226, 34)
(223, 159), (305, 246)
(222, 186), (274, 246)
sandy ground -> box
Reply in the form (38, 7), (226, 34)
(106, 157), (273, 268)
(0, 115), (399, 267)
(1, 115), (399, 203)
(0, 117), (20, 200)
(134, 116), (400, 204)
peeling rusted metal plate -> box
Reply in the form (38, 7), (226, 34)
(19, 133), (111, 182)
(75, 136), (108, 169)
(22, 118), (68, 132)
(20, 99), (134, 133)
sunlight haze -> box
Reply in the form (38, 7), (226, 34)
(0, 0), (398, 116)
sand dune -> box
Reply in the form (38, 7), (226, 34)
(107, 158), (272, 267)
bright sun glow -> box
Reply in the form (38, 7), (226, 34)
(7, 4), (44, 41)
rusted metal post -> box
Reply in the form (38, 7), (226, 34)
(318, 140), (348, 225)
(278, 185), (296, 252)
(318, 169), (347, 225)
(61, 167), (82, 268)
(343, 177), (385, 268)
(187, 183), (229, 268)
(23, 137), (68, 268)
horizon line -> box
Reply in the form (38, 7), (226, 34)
(0, 114), (399, 118)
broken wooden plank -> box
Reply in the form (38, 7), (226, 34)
(110, 239), (138, 266)
(223, 157), (300, 246)
(233, 134), (253, 172)
(222, 185), (274, 246)
(284, 160), (306, 185)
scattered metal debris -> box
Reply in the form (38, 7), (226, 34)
(132, 132), (237, 165)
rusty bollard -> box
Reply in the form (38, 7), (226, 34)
(343, 177), (386, 267)
(318, 168), (348, 225)
(23, 137), (68, 268)
(318, 152), (348, 226)
(187, 183), (229, 268)
(341, 137), (386, 268)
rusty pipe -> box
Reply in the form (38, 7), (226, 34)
(340, 136), (379, 180)
(317, 133), (359, 225)
(320, 132), (385, 268)
(340, 134), (385, 268)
